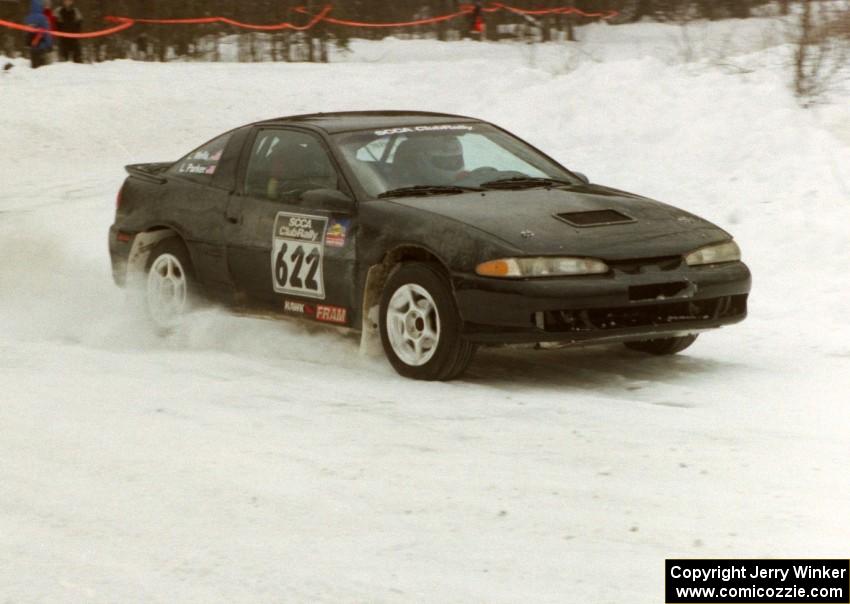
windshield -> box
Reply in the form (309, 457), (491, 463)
(332, 123), (578, 198)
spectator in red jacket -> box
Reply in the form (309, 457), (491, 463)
(24, 0), (53, 68)
(43, 0), (58, 31)
(465, 1), (484, 40)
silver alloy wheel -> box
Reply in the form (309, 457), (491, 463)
(386, 283), (441, 367)
(146, 253), (188, 328)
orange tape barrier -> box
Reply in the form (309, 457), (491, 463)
(122, 6), (333, 32)
(0, 16), (134, 39)
(292, 3), (619, 27)
(487, 3), (620, 18)
(292, 6), (479, 28)
(1, 4), (617, 40)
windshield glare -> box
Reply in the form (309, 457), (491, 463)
(332, 124), (576, 198)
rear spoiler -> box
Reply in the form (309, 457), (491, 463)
(125, 162), (172, 184)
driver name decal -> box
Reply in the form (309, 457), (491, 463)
(272, 212), (328, 300)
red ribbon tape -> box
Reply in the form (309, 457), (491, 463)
(1, 4), (617, 41)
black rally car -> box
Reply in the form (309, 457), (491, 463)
(109, 111), (751, 380)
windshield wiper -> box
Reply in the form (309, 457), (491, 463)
(377, 185), (483, 199)
(479, 176), (578, 190)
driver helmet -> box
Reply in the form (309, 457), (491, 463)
(415, 135), (465, 182)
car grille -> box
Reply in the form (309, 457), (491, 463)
(608, 256), (683, 274)
(540, 295), (747, 333)
(628, 281), (692, 301)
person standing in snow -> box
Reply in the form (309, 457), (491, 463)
(56, 0), (83, 63)
(465, 1), (485, 40)
(42, 0), (58, 63)
(42, 0), (58, 31)
(24, 0), (53, 69)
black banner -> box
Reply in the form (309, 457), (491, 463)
(666, 559), (850, 603)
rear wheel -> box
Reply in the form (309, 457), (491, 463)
(624, 334), (698, 355)
(144, 238), (196, 332)
(380, 263), (475, 381)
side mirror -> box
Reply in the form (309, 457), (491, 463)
(301, 188), (354, 214)
(573, 172), (590, 185)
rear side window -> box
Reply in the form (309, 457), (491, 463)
(244, 130), (339, 200)
(170, 132), (233, 184)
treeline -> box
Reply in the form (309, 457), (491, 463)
(0, 0), (795, 61)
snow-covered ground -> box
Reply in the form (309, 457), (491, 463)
(1, 19), (849, 603)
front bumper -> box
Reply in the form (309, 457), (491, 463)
(452, 260), (751, 345)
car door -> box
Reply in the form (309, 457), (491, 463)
(224, 127), (357, 326)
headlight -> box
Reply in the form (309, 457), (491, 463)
(685, 241), (741, 266)
(476, 257), (609, 278)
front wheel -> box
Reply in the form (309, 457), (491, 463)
(379, 263), (475, 381)
(624, 334), (698, 355)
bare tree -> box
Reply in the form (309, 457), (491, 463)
(793, 0), (850, 103)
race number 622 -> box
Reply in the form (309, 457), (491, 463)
(274, 243), (321, 292)
(271, 212), (327, 300)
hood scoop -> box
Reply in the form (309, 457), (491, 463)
(554, 210), (635, 228)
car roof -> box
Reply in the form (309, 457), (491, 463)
(255, 110), (481, 134)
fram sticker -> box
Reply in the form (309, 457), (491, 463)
(316, 305), (348, 325)
(272, 212), (328, 300)
(325, 218), (350, 248)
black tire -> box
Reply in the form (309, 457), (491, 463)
(143, 237), (198, 332)
(624, 334), (698, 355)
(379, 262), (475, 381)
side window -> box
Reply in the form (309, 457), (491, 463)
(170, 131), (233, 184)
(244, 130), (339, 201)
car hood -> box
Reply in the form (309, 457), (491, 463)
(386, 185), (731, 260)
